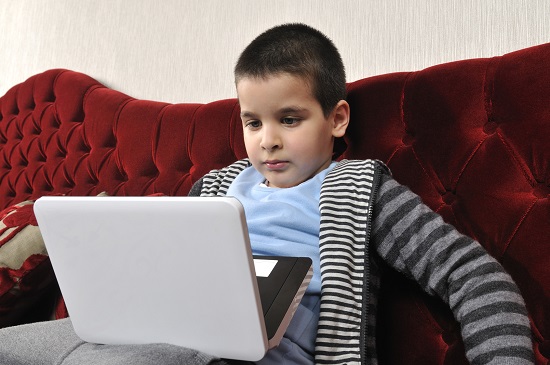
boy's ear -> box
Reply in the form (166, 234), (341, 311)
(331, 100), (350, 138)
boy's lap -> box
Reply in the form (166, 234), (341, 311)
(0, 318), (230, 365)
(0, 318), (82, 365)
(63, 342), (227, 365)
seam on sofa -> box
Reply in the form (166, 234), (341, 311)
(51, 69), (67, 98)
(446, 57), (501, 196)
(399, 71), (447, 199)
(495, 126), (536, 188)
(111, 96), (135, 182)
(386, 72), (413, 166)
(186, 103), (202, 164)
(30, 71), (36, 110)
(501, 198), (537, 257)
(485, 54), (536, 188)
(453, 133), (489, 192)
(399, 72), (411, 130)
(151, 103), (171, 169)
(482, 57), (497, 127)
(170, 171), (192, 196)
(81, 84), (104, 113)
(111, 96), (134, 138)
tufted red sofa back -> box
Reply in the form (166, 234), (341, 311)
(0, 70), (248, 206)
(344, 44), (550, 365)
(1, 43), (549, 364)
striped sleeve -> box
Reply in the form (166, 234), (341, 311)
(371, 173), (534, 364)
(198, 159), (250, 197)
(188, 178), (203, 196)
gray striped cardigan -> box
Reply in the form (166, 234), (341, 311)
(190, 159), (534, 365)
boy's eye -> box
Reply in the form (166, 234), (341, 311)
(245, 120), (262, 129)
(281, 117), (299, 125)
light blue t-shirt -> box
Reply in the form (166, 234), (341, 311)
(226, 162), (336, 364)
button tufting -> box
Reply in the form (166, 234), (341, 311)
(401, 134), (415, 146)
(441, 328), (458, 345)
(483, 121), (498, 134)
(533, 183), (550, 199)
(442, 190), (456, 205)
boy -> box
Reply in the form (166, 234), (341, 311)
(191, 23), (534, 364)
(0, 23), (534, 365)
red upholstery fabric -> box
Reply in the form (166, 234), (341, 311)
(0, 199), (58, 327)
(344, 44), (550, 364)
(0, 43), (548, 363)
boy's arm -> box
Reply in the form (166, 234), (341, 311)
(188, 178), (204, 197)
(372, 173), (534, 364)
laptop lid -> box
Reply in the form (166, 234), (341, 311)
(34, 196), (310, 361)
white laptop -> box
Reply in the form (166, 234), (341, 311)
(34, 196), (312, 361)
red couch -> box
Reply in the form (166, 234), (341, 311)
(0, 42), (548, 364)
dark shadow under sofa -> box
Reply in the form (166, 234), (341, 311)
(0, 43), (548, 364)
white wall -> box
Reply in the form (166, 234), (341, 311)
(1, 0), (548, 104)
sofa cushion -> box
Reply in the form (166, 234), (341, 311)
(0, 199), (55, 327)
(0, 192), (113, 326)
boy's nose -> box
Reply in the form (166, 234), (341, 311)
(260, 127), (281, 151)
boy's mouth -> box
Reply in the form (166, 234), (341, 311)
(264, 160), (288, 170)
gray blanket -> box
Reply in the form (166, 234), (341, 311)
(0, 318), (230, 365)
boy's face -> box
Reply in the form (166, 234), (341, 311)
(237, 73), (349, 188)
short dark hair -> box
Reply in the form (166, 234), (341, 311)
(234, 23), (346, 117)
